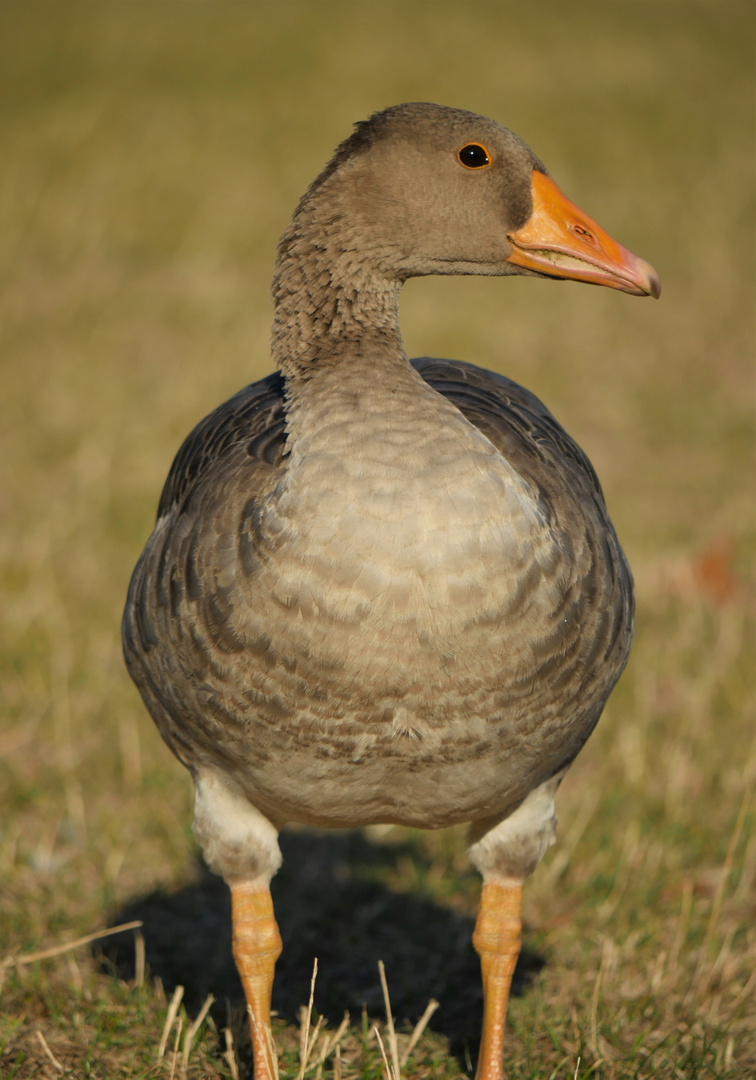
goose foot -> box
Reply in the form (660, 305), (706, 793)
(231, 882), (282, 1080)
(472, 881), (523, 1080)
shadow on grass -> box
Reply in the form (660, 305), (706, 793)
(104, 829), (544, 1065)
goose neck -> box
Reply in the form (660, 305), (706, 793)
(270, 202), (404, 383)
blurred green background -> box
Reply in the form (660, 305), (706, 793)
(1, 3), (754, 1078)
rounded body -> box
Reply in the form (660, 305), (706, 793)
(123, 358), (633, 831)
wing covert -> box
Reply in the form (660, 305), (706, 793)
(412, 356), (605, 505)
(156, 370), (288, 520)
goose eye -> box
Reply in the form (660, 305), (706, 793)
(458, 143), (491, 169)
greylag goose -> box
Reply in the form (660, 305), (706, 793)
(122, 103), (659, 1079)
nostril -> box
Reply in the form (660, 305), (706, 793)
(573, 224), (593, 240)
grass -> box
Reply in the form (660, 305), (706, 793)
(0, 2), (754, 1077)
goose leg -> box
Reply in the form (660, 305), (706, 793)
(231, 882), (282, 1080)
(468, 776), (564, 1080)
(191, 771), (284, 1077)
(472, 881), (522, 1080)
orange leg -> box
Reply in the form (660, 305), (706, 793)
(472, 881), (523, 1080)
(231, 882), (283, 1080)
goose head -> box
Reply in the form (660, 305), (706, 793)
(283, 102), (660, 299)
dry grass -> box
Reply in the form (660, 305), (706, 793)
(1, 2), (754, 1078)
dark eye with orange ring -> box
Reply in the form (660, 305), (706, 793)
(458, 143), (491, 169)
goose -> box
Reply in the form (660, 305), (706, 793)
(122, 103), (659, 1080)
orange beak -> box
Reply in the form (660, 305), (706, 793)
(506, 170), (660, 298)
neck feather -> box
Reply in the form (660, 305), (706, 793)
(270, 188), (404, 384)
